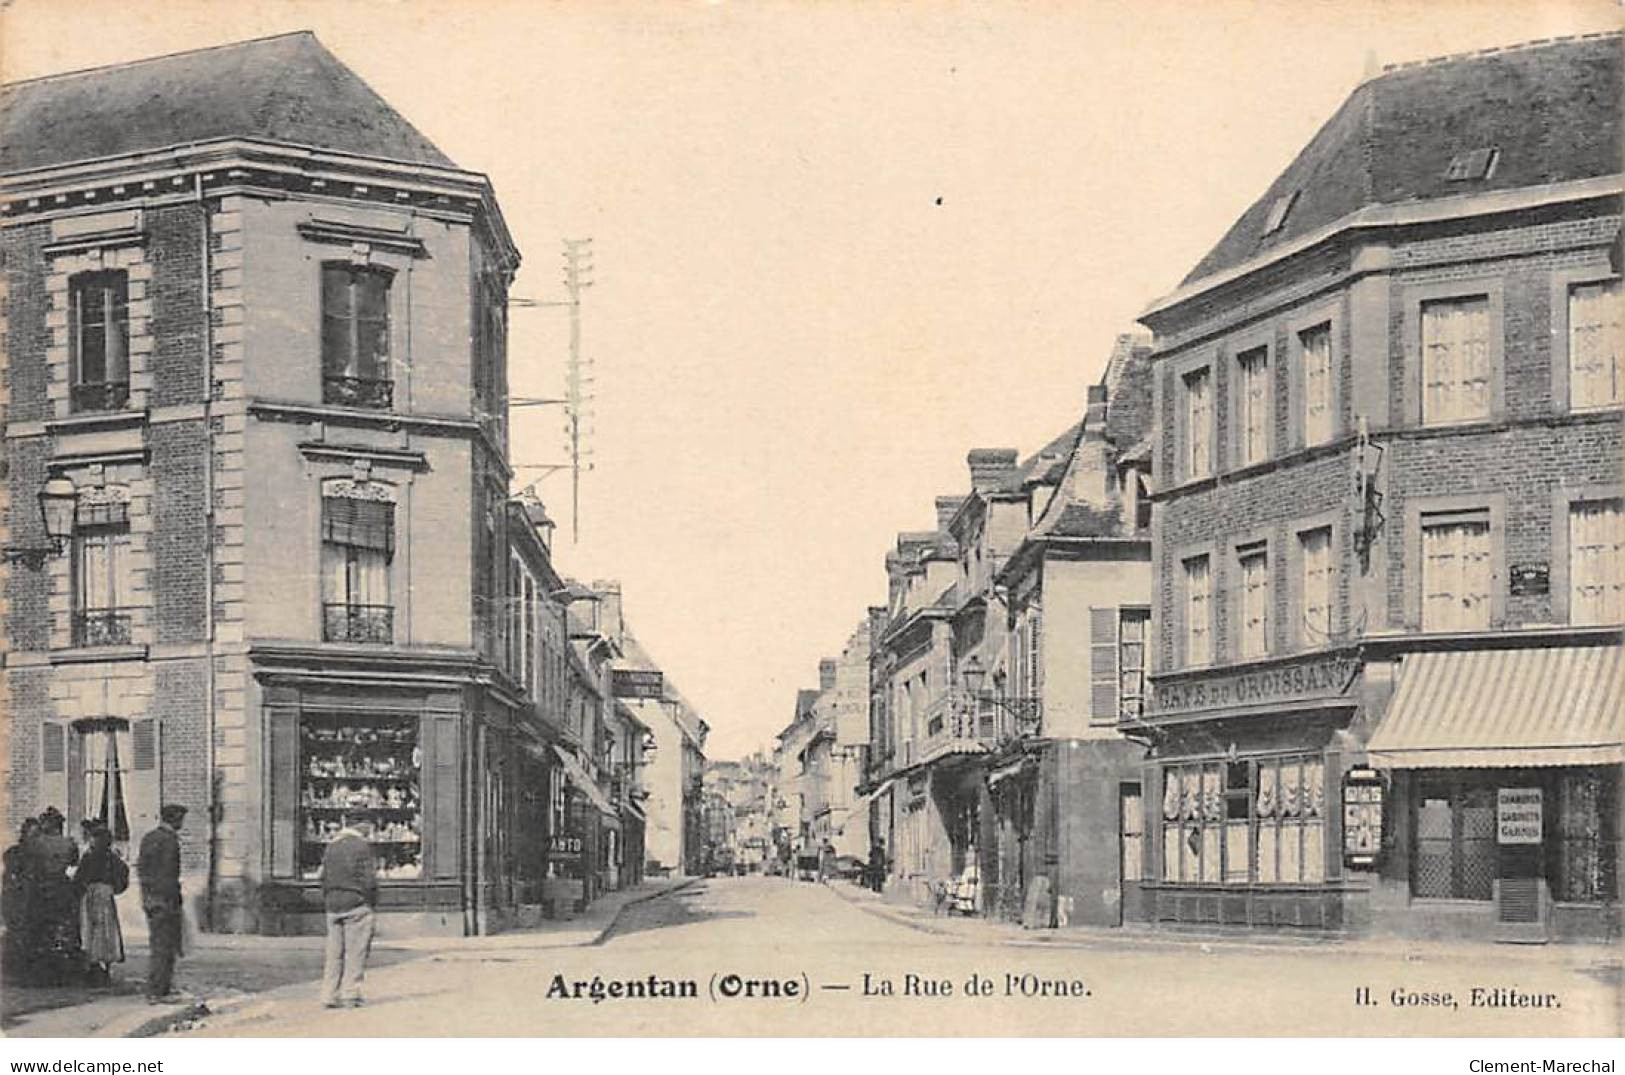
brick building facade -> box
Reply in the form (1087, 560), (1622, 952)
(1135, 34), (1622, 941)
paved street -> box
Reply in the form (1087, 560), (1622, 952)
(169, 877), (1620, 1037)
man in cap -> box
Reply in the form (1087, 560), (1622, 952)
(137, 804), (186, 1003)
(319, 815), (378, 1008)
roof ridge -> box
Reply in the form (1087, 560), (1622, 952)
(1379, 30), (1622, 75)
(2, 30), (316, 90)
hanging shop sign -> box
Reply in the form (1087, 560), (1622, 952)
(612, 669), (664, 699)
(1341, 767), (1386, 869)
(1496, 788), (1542, 845)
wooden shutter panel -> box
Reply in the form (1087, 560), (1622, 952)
(126, 719), (163, 843)
(40, 722), (69, 816)
(427, 715), (461, 880)
(66, 731), (84, 825)
(269, 711), (299, 877)
(1028, 611), (1043, 699)
(1090, 607), (1118, 722)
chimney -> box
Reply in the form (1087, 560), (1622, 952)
(935, 495), (965, 533)
(590, 578), (623, 642)
(967, 448), (1019, 492)
(1085, 383), (1109, 432)
(819, 659), (837, 692)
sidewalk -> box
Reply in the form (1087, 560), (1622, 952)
(824, 878), (1624, 974)
(2, 876), (697, 1039)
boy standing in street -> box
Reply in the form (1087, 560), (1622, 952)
(320, 816), (378, 1009)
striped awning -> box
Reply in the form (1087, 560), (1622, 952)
(1366, 645), (1624, 769)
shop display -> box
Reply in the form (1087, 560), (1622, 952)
(299, 715), (423, 880)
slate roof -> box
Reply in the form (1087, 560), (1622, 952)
(1183, 33), (1622, 286)
(2, 31), (456, 174)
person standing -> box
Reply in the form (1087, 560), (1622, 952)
(28, 808), (82, 984)
(137, 804), (186, 1003)
(75, 824), (129, 985)
(319, 816), (378, 1009)
(2, 818), (41, 981)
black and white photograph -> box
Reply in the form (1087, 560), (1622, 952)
(0, 0), (1620, 1058)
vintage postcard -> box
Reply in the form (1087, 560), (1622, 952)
(0, 0), (1620, 1052)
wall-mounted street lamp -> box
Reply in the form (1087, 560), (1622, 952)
(958, 654), (1042, 737)
(2, 477), (77, 569)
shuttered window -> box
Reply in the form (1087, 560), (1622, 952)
(1421, 511), (1491, 631)
(1183, 555), (1211, 667)
(1569, 279), (1622, 410)
(1570, 498), (1624, 626)
(1118, 608), (1148, 720)
(1299, 527), (1333, 645)
(1300, 323), (1333, 446)
(1421, 296), (1491, 424)
(1089, 607), (1117, 723)
(1183, 367), (1212, 479)
(1237, 543), (1270, 659)
(1235, 346), (1269, 466)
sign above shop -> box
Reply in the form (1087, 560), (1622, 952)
(1510, 563), (1550, 596)
(1149, 652), (1359, 716)
(612, 669), (664, 699)
(549, 834), (585, 860)
(1497, 788), (1542, 845)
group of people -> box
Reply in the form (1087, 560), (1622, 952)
(2, 804), (381, 1011)
(1, 803), (189, 1003)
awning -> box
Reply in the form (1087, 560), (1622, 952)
(1367, 645), (1624, 769)
(552, 745), (617, 817)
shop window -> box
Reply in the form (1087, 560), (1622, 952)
(321, 494), (395, 643)
(1420, 296), (1491, 425)
(1234, 346), (1269, 467)
(1421, 510), (1491, 631)
(299, 714), (421, 880)
(1569, 498), (1624, 626)
(1161, 756), (1324, 885)
(321, 263), (393, 409)
(1182, 367), (1212, 480)
(1298, 526), (1334, 646)
(69, 270), (130, 413)
(1236, 542), (1270, 659)
(72, 499), (134, 647)
(1412, 778), (1495, 900)
(1299, 323), (1333, 447)
(1568, 279), (1622, 411)
(1557, 769), (1618, 904)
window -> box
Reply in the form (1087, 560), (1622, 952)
(1237, 543), (1270, 659)
(523, 573), (537, 694)
(1444, 147), (1499, 182)
(1299, 526), (1333, 645)
(1262, 191), (1298, 235)
(79, 720), (132, 842)
(1420, 296), (1491, 424)
(299, 714), (421, 880)
(1117, 608), (1148, 720)
(1161, 756), (1324, 885)
(1569, 279), (1622, 410)
(321, 263), (393, 408)
(1570, 498), (1624, 626)
(1183, 555), (1211, 666)
(1421, 511), (1491, 631)
(1182, 367), (1212, 479)
(69, 271), (130, 412)
(1413, 777), (1496, 900)
(1234, 347), (1269, 466)
(72, 499), (134, 646)
(321, 494), (395, 643)
(1299, 323), (1333, 446)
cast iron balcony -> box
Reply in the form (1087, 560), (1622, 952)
(323, 603), (394, 644)
(71, 381), (130, 413)
(322, 375), (394, 410)
(72, 608), (133, 647)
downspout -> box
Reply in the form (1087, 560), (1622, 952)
(196, 172), (219, 929)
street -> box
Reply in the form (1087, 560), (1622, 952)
(172, 877), (1621, 1037)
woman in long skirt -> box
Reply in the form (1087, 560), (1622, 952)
(75, 825), (128, 983)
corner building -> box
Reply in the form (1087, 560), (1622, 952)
(1136, 34), (1621, 941)
(2, 33), (537, 934)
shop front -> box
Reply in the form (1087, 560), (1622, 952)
(985, 753), (1038, 922)
(545, 744), (617, 913)
(1365, 644), (1622, 943)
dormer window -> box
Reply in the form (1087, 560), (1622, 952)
(1444, 147), (1499, 182)
(1262, 191), (1298, 236)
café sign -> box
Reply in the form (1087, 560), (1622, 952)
(1149, 652), (1359, 715)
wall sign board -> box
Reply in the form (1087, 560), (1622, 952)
(1497, 788), (1542, 845)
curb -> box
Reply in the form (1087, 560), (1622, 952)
(590, 876), (703, 946)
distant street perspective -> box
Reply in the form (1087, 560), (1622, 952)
(1, 4), (1621, 1043)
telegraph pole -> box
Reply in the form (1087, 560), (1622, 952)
(562, 238), (593, 545)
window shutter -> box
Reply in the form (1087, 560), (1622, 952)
(40, 723), (69, 816)
(66, 731), (84, 824)
(268, 711), (298, 877)
(426, 715), (461, 880)
(126, 719), (163, 844)
(1090, 607), (1119, 722)
(1027, 611), (1043, 699)
(322, 497), (395, 556)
